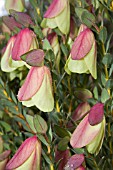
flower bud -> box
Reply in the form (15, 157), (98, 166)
(5, 0), (24, 13)
(41, 0), (70, 35)
(6, 136), (41, 170)
(65, 25), (97, 79)
(18, 66), (54, 112)
(70, 114), (104, 149)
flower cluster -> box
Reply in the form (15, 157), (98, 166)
(1, 0), (108, 169)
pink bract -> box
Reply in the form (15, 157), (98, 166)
(12, 28), (35, 60)
(88, 103), (104, 126)
(71, 28), (94, 60)
(44, 0), (67, 18)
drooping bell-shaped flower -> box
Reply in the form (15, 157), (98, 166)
(18, 66), (54, 112)
(5, 0), (24, 13)
(6, 136), (41, 170)
(12, 28), (38, 61)
(65, 24), (97, 79)
(1, 35), (24, 72)
(70, 111), (105, 154)
(0, 150), (11, 170)
(41, 0), (70, 35)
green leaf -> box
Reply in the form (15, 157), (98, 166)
(34, 115), (48, 134)
(37, 134), (49, 146)
(43, 38), (52, 51)
(54, 125), (70, 138)
(109, 64), (113, 77)
(61, 43), (69, 56)
(99, 27), (107, 43)
(81, 10), (95, 28)
(58, 136), (70, 151)
(93, 86), (98, 100)
(75, 7), (87, 20)
(0, 121), (11, 132)
(101, 73), (106, 87)
(101, 88), (110, 103)
(102, 53), (112, 66)
(26, 114), (37, 133)
(42, 149), (52, 164)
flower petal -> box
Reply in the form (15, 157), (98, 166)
(6, 136), (37, 170)
(18, 67), (45, 101)
(88, 103), (104, 126)
(71, 28), (94, 60)
(12, 28), (35, 60)
(87, 116), (105, 155)
(32, 67), (54, 112)
(84, 41), (97, 79)
(44, 0), (67, 18)
(55, 1), (70, 34)
(68, 55), (88, 73)
(70, 115), (102, 148)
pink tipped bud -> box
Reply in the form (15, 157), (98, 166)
(88, 103), (104, 126)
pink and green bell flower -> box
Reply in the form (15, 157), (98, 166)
(1, 28), (38, 72)
(5, 0), (25, 13)
(41, 0), (70, 35)
(65, 24), (97, 79)
(18, 66), (54, 112)
(1, 35), (25, 72)
(70, 103), (105, 155)
(6, 136), (41, 170)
